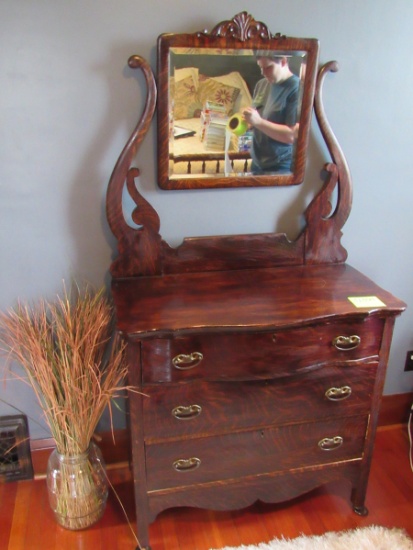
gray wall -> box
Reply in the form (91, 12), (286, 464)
(1, 0), (413, 439)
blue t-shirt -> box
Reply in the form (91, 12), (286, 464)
(251, 75), (299, 173)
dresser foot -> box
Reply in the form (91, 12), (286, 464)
(353, 505), (369, 516)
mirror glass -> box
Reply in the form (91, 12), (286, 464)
(157, 14), (319, 189)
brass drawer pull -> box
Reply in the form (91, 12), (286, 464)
(325, 386), (352, 401)
(173, 457), (201, 472)
(172, 352), (203, 370)
(172, 404), (202, 420)
(332, 335), (361, 351)
(318, 436), (343, 451)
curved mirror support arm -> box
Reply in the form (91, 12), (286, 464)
(106, 56), (162, 278)
(300, 61), (352, 264)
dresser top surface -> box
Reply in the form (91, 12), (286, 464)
(112, 264), (406, 337)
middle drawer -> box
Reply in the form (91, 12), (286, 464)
(143, 362), (377, 441)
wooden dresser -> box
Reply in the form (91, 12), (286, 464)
(105, 14), (406, 550)
(111, 264), (404, 549)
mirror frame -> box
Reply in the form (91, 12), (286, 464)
(157, 12), (319, 190)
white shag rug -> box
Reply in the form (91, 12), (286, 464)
(210, 526), (413, 550)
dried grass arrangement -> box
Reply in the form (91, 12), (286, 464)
(0, 284), (129, 529)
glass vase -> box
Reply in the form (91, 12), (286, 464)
(46, 441), (108, 530)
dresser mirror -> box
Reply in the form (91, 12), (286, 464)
(157, 12), (319, 189)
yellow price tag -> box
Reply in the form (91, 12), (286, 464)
(348, 296), (386, 308)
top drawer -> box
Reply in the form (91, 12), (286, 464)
(141, 316), (383, 384)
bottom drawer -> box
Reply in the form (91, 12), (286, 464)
(145, 415), (368, 491)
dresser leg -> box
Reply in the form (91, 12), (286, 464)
(135, 521), (150, 550)
(351, 475), (370, 517)
(353, 504), (369, 516)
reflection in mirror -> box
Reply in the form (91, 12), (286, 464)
(168, 48), (308, 181)
(157, 12), (319, 189)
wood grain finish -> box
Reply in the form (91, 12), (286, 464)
(157, 12), (319, 190)
(143, 364), (377, 441)
(106, 19), (350, 279)
(2, 426), (413, 550)
(113, 264), (404, 336)
(146, 415), (369, 491)
(140, 317), (382, 383)
(28, 392), (413, 479)
(114, 265), (405, 549)
(105, 15), (406, 550)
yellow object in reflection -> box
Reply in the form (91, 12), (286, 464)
(227, 113), (248, 136)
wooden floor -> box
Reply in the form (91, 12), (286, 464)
(1, 425), (412, 550)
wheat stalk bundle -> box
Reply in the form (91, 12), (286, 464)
(0, 284), (129, 529)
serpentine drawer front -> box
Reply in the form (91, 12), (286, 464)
(141, 317), (383, 384)
(110, 261), (406, 550)
(143, 362), (377, 441)
(145, 415), (369, 491)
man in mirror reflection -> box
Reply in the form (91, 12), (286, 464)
(242, 52), (299, 174)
